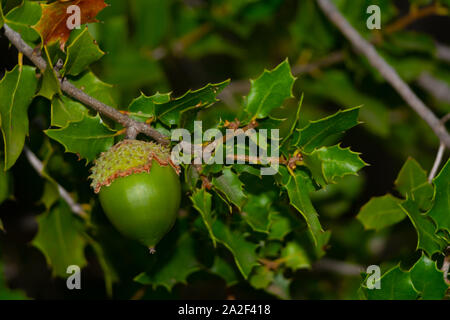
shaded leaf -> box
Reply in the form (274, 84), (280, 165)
(244, 59), (295, 120)
(281, 242), (311, 271)
(212, 219), (259, 279)
(294, 107), (360, 153)
(134, 232), (202, 291)
(427, 159), (450, 232)
(5, 0), (41, 45)
(357, 195), (406, 231)
(303, 144), (366, 187)
(45, 115), (117, 163)
(38, 46), (62, 100)
(51, 94), (88, 127)
(400, 199), (446, 256)
(365, 266), (418, 300)
(249, 266), (274, 289)
(127, 92), (170, 122)
(395, 158), (433, 210)
(155, 81), (229, 127)
(242, 192), (274, 233)
(63, 27), (105, 76)
(212, 168), (247, 211)
(0, 65), (38, 170)
(191, 188), (216, 247)
(209, 256), (240, 286)
(32, 201), (88, 278)
(70, 71), (117, 108)
(410, 254), (448, 300)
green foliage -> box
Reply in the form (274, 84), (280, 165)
(0, 0), (449, 301)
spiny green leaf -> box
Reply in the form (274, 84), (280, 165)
(212, 167), (247, 211)
(268, 212), (294, 241)
(134, 232), (202, 291)
(365, 265), (418, 300)
(45, 115), (117, 163)
(51, 94), (88, 127)
(212, 219), (259, 279)
(395, 157), (433, 210)
(209, 256), (240, 286)
(155, 80), (229, 127)
(281, 242), (311, 271)
(64, 27), (105, 76)
(303, 144), (366, 187)
(5, 0), (41, 45)
(293, 107), (360, 153)
(244, 59), (295, 120)
(242, 192), (274, 233)
(127, 92), (170, 122)
(280, 167), (325, 248)
(249, 266), (274, 289)
(410, 254), (449, 300)
(32, 201), (88, 278)
(357, 195), (406, 231)
(427, 158), (450, 232)
(0, 65), (38, 170)
(191, 188), (216, 247)
(38, 46), (62, 100)
(400, 198), (446, 256)
(70, 71), (117, 108)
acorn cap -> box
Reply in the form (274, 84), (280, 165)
(89, 140), (180, 194)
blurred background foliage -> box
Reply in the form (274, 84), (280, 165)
(0, 0), (449, 299)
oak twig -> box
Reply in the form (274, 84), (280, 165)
(3, 24), (169, 145)
(316, 0), (450, 149)
(23, 147), (86, 218)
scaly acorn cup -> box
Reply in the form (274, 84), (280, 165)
(90, 140), (181, 252)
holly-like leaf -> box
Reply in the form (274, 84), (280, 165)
(155, 81), (229, 127)
(266, 271), (291, 299)
(51, 94), (88, 127)
(212, 220), (259, 279)
(281, 242), (311, 271)
(70, 71), (117, 108)
(0, 160), (12, 206)
(63, 27), (105, 76)
(127, 92), (170, 122)
(45, 115), (117, 163)
(400, 199), (446, 256)
(357, 195), (406, 231)
(410, 254), (449, 300)
(241, 193), (274, 233)
(212, 168), (247, 211)
(293, 107), (360, 153)
(32, 201), (88, 278)
(34, 0), (107, 50)
(134, 232), (202, 291)
(365, 266), (418, 300)
(244, 59), (295, 120)
(191, 188), (216, 247)
(280, 168), (325, 247)
(0, 65), (38, 170)
(209, 256), (240, 286)
(5, 0), (41, 45)
(427, 159), (450, 232)
(395, 158), (433, 210)
(268, 212), (294, 241)
(249, 266), (274, 289)
(38, 46), (62, 100)
(303, 144), (366, 187)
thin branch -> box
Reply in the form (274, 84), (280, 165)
(384, 3), (446, 35)
(3, 24), (169, 145)
(417, 72), (450, 104)
(23, 147), (86, 218)
(316, 0), (450, 149)
(429, 114), (450, 182)
(429, 144), (445, 182)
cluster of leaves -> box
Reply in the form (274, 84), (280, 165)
(0, 0), (449, 299)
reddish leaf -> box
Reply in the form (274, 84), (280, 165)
(34, 0), (107, 50)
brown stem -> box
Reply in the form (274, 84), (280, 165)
(3, 24), (169, 146)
